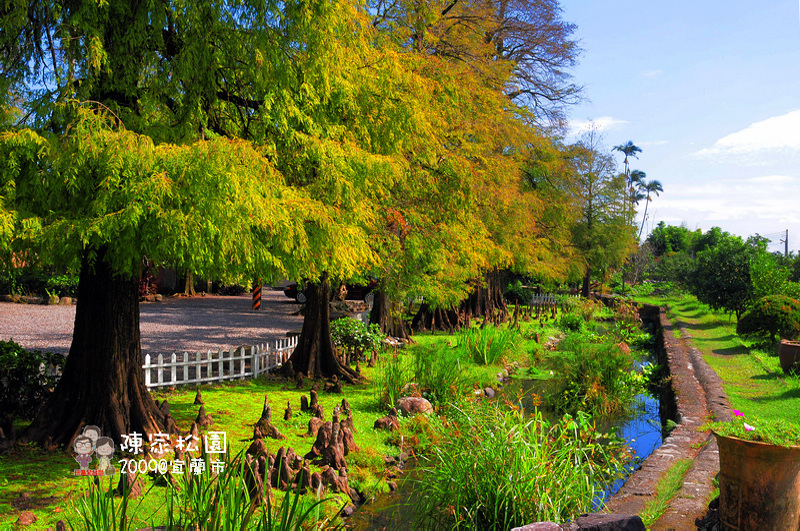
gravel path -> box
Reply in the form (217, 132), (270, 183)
(0, 289), (303, 356)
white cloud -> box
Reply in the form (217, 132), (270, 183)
(695, 109), (800, 158)
(569, 116), (629, 135)
(658, 175), (800, 224)
(641, 69), (663, 78)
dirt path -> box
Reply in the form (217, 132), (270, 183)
(0, 290), (303, 356)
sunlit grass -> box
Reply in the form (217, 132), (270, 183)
(636, 292), (800, 425)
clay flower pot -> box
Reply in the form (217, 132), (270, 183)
(779, 339), (800, 374)
(714, 432), (800, 530)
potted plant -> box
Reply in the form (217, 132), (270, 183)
(706, 411), (800, 530)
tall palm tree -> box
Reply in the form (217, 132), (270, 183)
(637, 179), (664, 240)
(613, 141), (642, 177)
(614, 142), (643, 223)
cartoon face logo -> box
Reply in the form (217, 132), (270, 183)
(73, 435), (94, 470)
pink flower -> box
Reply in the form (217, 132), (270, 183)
(733, 410), (744, 417)
(744, 423), (755, 432)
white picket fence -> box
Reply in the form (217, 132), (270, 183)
(142, 336), (298, 389)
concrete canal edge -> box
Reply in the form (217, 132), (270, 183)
(602, 303), (732, 529)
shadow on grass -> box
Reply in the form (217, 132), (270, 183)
(709, 345), (749, 357)
(751, 387), (800, 402)
(681, 321), (729, 332)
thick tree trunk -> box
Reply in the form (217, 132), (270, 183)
(369, 291), (410, 340)
(459, 269), (507, 323)
(411, 303), (463, 333)
(21, 248), (168, 448)
(287, 273), (361, 384)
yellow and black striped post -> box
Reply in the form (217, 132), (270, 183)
(252, 281), (262, 310)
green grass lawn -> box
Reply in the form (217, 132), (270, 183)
(638, 292), (800, 425)
(0, 368), (400, 529)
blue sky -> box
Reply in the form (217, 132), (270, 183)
(561, 1), (800, 253)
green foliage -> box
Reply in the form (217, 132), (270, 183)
(561, 297), (603, 322)
(412, 345), (467, 405)
(647, 222), (698, 256)
(503, 279), (533, 304)
(638, 459), (694, 526)
(686, 232), (759, 320)
(543, 332), (644, 418)
(0, 340), (65, 419)
(70, 450), (333, 530)
(330, 318), (385, 358)
(648, 252), (694, 284)
(736, 295), (800, 344)
(45, 273), (80, 297)
(705, 412), (800, 448)
(413, 403), (631, 529)
(456, 326), (520, 365)
(557, 313), (585, 332)
(750, 251), (791, 300)
(374, 351), (412, 409)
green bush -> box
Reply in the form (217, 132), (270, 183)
(557, 313), (585, 332)
(45, 274), (79, 297)
(0, 340), (66, 419)
(330, 318), (385, 359)
(736, 295), (800, 344)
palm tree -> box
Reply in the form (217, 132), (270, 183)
(637, 179), (664, 240)
(614, 142), (643, 223)
(613, 141), (642, 177)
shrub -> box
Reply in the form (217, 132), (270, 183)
(413, 402), (631, 529)
(330, 318), (385, 360)
(456, 326), (520, 365)
(736, 295), (800, 344)
(557, 313), (584, 332)
(45, 274), (79, 297)
(0, 340), (66, 419)
(561, 297), (603, 322)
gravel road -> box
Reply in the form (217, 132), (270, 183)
(0, 289), (304, 356)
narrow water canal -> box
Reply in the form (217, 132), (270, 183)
(348, 320), (667, 529)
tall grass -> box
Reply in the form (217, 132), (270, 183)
(412, 345), (466, 404)
(456, 326), (520, 365)
(413, 402), (630, 529)
(374, 351), (411, 408)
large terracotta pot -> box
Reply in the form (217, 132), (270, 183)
(715, 433), (800, 530)
(779, 340), (800, 374)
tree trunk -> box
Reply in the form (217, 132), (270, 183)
(21, 247), (168, 448)
(369, 291), (410, 340)
(287, 273), (361, 384)
(411, 303), (463, 333)
(459, 269), (507, 323)
(184, 269), (196, 296)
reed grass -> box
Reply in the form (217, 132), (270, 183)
(412, 402), (630, 529)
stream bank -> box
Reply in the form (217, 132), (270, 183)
(602, 303), (731, 529)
